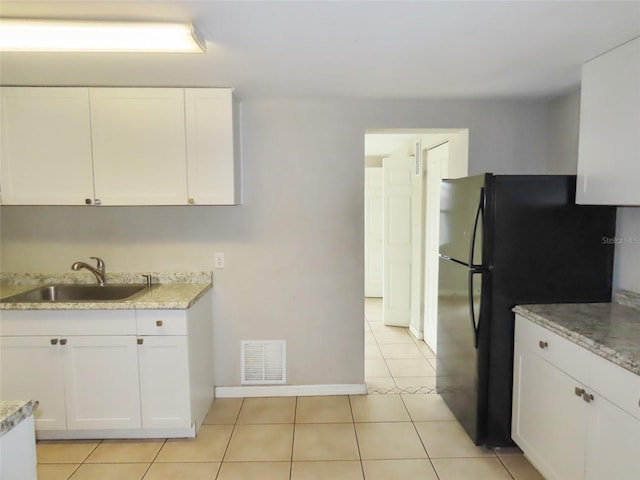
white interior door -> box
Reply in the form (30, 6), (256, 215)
(383, 157), (414, 326)
(410, 141), (425, 340)
(365, 168), (384, 297)
(423, 142), (449, 353)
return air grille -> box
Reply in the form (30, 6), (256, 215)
(241, 340), (286, 385)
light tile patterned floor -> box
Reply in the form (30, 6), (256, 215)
(36, 299), (544, 479)
(37, 395), (544, 480)
(365, 297), (438, 394)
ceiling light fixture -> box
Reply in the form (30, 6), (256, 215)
(0, 18), (206, 53)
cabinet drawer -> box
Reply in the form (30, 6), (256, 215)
(515, 315), (591, 385)
(0, 309), (136, 336)
(589, 352), (640, 421)
(136, 310), (187, 336)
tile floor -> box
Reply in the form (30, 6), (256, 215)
(35, 299), (544, 480)
(364, 298), (437, 394)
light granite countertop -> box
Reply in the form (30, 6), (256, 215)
(0, 400), (37, 438)
(0, 271), (212, 310)
(514, 296), (640, 377)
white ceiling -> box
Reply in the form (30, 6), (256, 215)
(1, 1), (639, 100)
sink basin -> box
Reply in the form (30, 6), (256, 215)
(0, 284), (148, 303)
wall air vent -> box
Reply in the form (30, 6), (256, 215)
(241, 340), (286, 385)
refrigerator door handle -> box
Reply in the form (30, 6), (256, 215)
(468, 269), (482, 349)
(469, 187), (485, 269)
(439, 254), (470, 268)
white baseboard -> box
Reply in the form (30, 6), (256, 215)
(409, 324), (423, 340)
(36, 424), (196, 440)
(215, 383), (367, 398)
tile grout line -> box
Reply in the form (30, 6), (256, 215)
(347, 394), (366, 480)
(140, 438), (167, 479)
(495, 453), (517, 480)
(288, 396), (297, 480)
(214, 397), (245, 480)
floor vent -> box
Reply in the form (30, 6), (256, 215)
(241, 340), (286, 385)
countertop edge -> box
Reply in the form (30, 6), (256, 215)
(513, 304), (640, 377)
(0, 400), (37, 438)
(0, 282), (212, 310)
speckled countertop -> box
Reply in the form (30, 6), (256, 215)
(514, 290), (640, 377)
(0, 271), (212, 310)
(0, 400), (37, 437)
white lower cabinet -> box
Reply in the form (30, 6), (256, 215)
(63, 336), (141, 430)
(0, 337), (67, 430)
(138, 335), (191, 429)
(512, 341), (588, 479)
(0, 290), (213, 439)
(585, 392), (640, 480)
(513, 314), (640, 480)
(0, 335), (140, 431)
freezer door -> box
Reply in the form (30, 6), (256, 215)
(436, 256), (485, 444)
(439, 174), (489, 265)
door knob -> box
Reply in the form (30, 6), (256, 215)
(538, 340), (548, 349)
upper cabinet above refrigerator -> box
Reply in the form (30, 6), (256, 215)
(576, 37), (640, 206)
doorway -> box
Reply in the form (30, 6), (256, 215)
(363, 129), (469, 391)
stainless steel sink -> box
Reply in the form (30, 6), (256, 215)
(0, 284), (148, 303)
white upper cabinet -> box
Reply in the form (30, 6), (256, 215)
(185, 88), (242, 205)
(577, 37), (640, 205)
(90, 88), (188, 206)
(0, 87), (94, 205)
(0, 87), (241, 206)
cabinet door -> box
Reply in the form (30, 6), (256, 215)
(137, 336), (191, 429)
(62, 336), (141, 430)
(577, 37), (640, 205)
(512, 341), (588, 480)
(185, 88), (241, 205)
(0, 337), (66, 430)
(0, 87), (94, 205)
(585, 394), (640, 480)
(89, 88), (188, 205)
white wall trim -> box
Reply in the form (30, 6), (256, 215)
(409, 324), (423, 340)
(36, 425), (196, 440)
(215, 383), (367, 398)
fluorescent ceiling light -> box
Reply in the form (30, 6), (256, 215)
(0, 19), (206, 52)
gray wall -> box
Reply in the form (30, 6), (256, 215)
(1, 97), (552, 387)
(547, 89), (640, 293)
(546, 88), (581, 174)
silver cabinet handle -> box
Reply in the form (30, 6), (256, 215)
(94, 198), (102, 206)
(582, 392), (594, 403)
(539, 340), (548, 349)
(59, 338), (67, 346)
(50, 338), (58, 345)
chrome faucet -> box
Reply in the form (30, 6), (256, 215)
(71, 257), (106, 286)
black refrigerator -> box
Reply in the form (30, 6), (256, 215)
(435, 173), (616, 447)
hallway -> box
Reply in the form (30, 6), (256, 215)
(365, 298), (436, 394)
